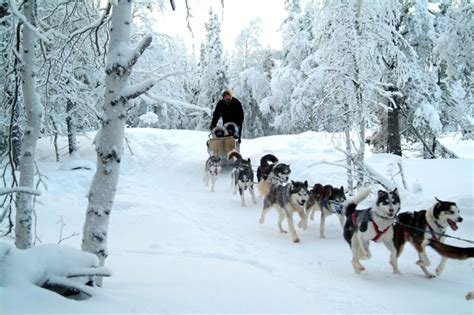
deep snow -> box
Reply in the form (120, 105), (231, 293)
(1, 128), (473, 314)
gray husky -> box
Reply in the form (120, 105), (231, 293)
(228, 151), (257, 207)
(304, 184), (347, 238)
(343, 187), (401, 274)
(204, 156), (221, 192)
(259, 181), (309, 243)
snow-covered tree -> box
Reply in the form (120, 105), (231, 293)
(12, 0), (45, 249)
(196, 8), (227, 130)
(81, 0), (155, 284)
(228, 19), (272, 138)
(434, 3), (473, 138)
(261, 0), (312, 134)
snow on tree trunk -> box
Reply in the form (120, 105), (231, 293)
(81, 0), (153, 285)
(15, 0), (44, 250)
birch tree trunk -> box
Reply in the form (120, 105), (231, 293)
(343, 103), (354, 195)
(354, 0), (365, 189)
(15, 0), (44, 249)
(81, 0), (154, 285)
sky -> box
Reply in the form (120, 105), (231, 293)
(155, 0), (288, 54)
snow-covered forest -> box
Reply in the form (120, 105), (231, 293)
(0, 0), (473, 313)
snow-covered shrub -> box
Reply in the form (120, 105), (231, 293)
(0, 242), (111, 298)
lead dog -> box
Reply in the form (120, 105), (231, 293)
(393, 198), (464, 278)
(228, 151), (257, 207)
(256, 154), (291, 198)
(304, 184), (346, 238)
(203, 156), (221, 192)
(343, 187), (401, 274)
(259, 181), (309, 243)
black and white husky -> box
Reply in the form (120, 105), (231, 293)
(394, 199), (464, 278)
(203, 156), (221, 192)
(343, 187), (401, 274)
(256, 154), (291, 197)
(228, 151), (257, 207)
(304, 184), (346, 238)
(259, 180), (309, 243)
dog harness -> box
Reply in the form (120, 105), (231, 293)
(371, 220), (391, 242)
(426, 223), (440, 241)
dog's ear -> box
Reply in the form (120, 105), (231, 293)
(304, 180), (308, 188)
(340, 186), (344, 193)
(378, 190), (386, 198)
(435, 197), (442, 203)
(247, 158), (251, 163)
(291, 180), (295, 186)
(392, 187), (399, 196)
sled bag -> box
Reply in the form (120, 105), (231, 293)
(207, 136), (236, 156)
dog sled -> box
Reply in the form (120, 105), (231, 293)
(207, 122), (240, 167)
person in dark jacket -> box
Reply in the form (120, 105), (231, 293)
(210, 88), (244, 141)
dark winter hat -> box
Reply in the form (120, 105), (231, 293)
(222, 88), (233, 97)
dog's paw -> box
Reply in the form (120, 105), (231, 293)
(416, 260), (430, 267)
(425, 273), (436, 279)
(293, 238), (300, 243)
(259, 218), (264, 224)
(392, 269), (401, 275)
(280, 230), (288, 234)
(352, 261), (365, 274)
(435, 267), (444, 277)
(466, 291), (474, 301)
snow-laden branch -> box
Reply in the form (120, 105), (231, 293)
(143, 93), (211, 115)
(127, 34), (153, 69)
(112, 79), (156, 106)
(69, 2), (111, 39)
(0, 187), (41, 196)
(9, 1), (51, 45)
(65, 267), (112, 278)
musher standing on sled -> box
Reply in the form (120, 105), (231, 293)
(210, 88), (244, 143)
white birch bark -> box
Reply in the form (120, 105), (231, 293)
(15, 0), (44, 249)
(81, 0), (153, 284)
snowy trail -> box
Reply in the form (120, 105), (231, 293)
(2, 129), (473, 314)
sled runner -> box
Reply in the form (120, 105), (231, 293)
(207, 123), (239, 167)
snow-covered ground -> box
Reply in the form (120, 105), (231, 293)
(1, 128), (473, 314)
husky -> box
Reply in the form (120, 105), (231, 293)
(428, 239), (474, 300)
(393, 198), (464, 278)
(256, 154), (291, 197)
(343, 187), (401, 274)
(203, 156), (221, 192)
(304, 184), (346, 238)
(259, 180), (309, 243)
(228, 151), (257, 207)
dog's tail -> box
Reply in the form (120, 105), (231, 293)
(260, 154), (278, 167)
(228, 150), (242, 161)
(428, 240), (474, 260)
(344, 186), (371, 217)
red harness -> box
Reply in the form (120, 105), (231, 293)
(351, 213), (391, 242)
(426, 223), (439, 241)
(371, 220), (391, 242)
